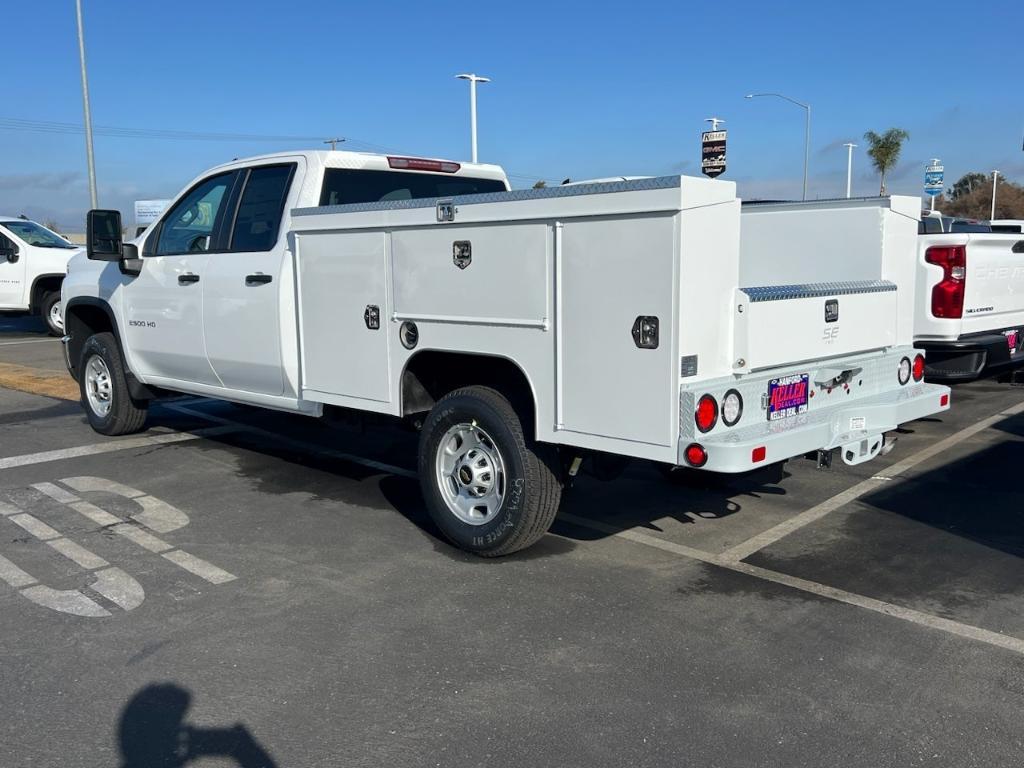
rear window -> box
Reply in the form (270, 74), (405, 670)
(319, 169), (507, 207)
(991, 224), (1023, 234)
(949, 220), (991, 233)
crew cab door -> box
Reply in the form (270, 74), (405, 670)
(201, 163), (297, 395)
(123, 170), (238, 385)
(0, 229), (26, 308)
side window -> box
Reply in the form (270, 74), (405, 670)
(229, 165), (295, 252)
(154, 172), (235, 256)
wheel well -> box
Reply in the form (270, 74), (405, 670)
(65, 302), (115, 380)
(30, 275), (64, 313)
(401, 351), (537, 434)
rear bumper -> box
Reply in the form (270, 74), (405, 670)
(918, 327), (1024, 382)
(684, 383), (950, 473)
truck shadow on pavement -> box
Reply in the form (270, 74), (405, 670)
(118, 683), (278, 768)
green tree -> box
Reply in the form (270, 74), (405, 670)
(863, 128), (910, 195)
(948, 172), (987, 201)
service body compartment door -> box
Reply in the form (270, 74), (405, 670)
(557, 214), (676, 447)
(295, 231), (391, 403)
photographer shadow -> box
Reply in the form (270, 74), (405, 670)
(119, 683), (278, 768)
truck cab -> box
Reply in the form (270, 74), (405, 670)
(0, 216), (82, 335)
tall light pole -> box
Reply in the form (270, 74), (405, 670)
(843, 142), (856, 198)
(455, 73), (490, 163)
(75, 0), (98, 209)
(991, 170), (1000, 220)
(746, 92), (811, 201)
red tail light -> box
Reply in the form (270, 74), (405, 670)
(751, 446), (767, 463)
(925, 245), (966, 319)
(387, 156), (461, 173)
(912, 354), (925, 382)
(695, 394), (718, 433)
(684, 443), (708, 467)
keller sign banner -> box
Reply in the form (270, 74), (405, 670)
(701, 130), (727, 178)
(924, 164), (944, 197)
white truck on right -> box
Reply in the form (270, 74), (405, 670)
(741, 199), (1024, 383)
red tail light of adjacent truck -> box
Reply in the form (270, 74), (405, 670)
(925, 245), (966, 319)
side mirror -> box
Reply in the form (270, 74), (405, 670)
(86, 209), (124, 261)
(0, 243), (18, 263)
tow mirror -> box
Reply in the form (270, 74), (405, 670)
(0, 243), (17, 263)
(86, 209), (124, 261)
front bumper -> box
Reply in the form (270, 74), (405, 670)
(918, 327), (1024, 382)
(681, 382), (950, 473)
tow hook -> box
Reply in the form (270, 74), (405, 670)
(815, 449), (833, 470)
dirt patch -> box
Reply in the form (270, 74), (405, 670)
(0, 362), (79, 401)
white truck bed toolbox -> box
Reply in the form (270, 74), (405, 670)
(733, 280), (897, 372)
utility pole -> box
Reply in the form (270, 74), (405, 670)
(75, 0), (98, 209)
(843, 143), (856, 198)
(745, 92), (811, 200)
(455, 73), (490, 163)
(323, 138), (345, 151)
(991, 170), (1000, 220)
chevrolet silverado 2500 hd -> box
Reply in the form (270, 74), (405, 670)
(62, 150), (949, 556)
(0, 216), (81, 335)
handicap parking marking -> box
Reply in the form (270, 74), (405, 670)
(0, 476), (236, 618)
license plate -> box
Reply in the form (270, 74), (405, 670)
(1006, 329), (1020, 355)
(767, 373), (809, 421)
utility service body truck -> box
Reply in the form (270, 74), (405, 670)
(0, 216), (82, 335)
(742, 199), (1024, 383)
(63, 150), (949, 556)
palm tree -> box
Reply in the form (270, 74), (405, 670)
(863, 128), (910, 195)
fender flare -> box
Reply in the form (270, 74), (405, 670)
(63, 297), (152, 399)
(28, 273), (65, 313)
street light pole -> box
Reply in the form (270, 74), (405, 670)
(843, 143), (856, 198)
(75, 0), (98, 209)
(745, 92), (811, 201)
(455, 73), (490, 163)
(991, 170), (1000, 220)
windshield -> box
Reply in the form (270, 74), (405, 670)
(0, 220), (77, 248)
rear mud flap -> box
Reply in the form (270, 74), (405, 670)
(840, 433), (885, 466)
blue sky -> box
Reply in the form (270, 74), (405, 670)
(4, 0), (1022, 228)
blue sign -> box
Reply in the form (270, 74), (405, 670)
(924, 165), (944, 197)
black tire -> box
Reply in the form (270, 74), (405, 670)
(41, 291), (63, 337)
(418, 386), (561, 557)
(78, 332), (148, 435)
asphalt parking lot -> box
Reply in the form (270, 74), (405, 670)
(2, 315), (1024, 767)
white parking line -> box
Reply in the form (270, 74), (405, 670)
(559, 512), (1024, 657)
(720, 398), (1024, 563)
(0, 338), (53, 347)
(0, 425), (238, 471)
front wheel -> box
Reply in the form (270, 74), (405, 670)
(41, 292), (63, 336)
(418, 386), (562, 557)
(79, 332), (148, 435)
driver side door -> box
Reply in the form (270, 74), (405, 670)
(122, 171), (238, 386)
(0, 230), (26, 308)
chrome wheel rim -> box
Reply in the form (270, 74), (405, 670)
(435, 422), (506, 526)
(48, 301), (63, 332)
(84, 355), (113, 418)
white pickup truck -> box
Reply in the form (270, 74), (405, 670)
(742, 200), (1024, 383)
(0, 216), (82, 335)
(62, 150), (949, 556)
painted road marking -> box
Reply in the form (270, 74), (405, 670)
(719, 398), (1024, 563)
(0, 425), (238, 471)
(31, 479), (235, 586)
(559, 512), (1024, 657)
(0, 338), (54, 347)
(0, 500), (145, 615)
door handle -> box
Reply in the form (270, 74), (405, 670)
(178, 273), (200, 285)
(245, 273), (273, 286)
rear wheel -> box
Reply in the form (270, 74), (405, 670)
(41, 292), (63, 336)
(79, 332), (148, 435)
(418, 386), (561, 556)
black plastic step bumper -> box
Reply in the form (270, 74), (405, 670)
(918, 328), (1024, 382)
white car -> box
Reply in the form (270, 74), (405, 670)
(0, 216), (82, 335)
